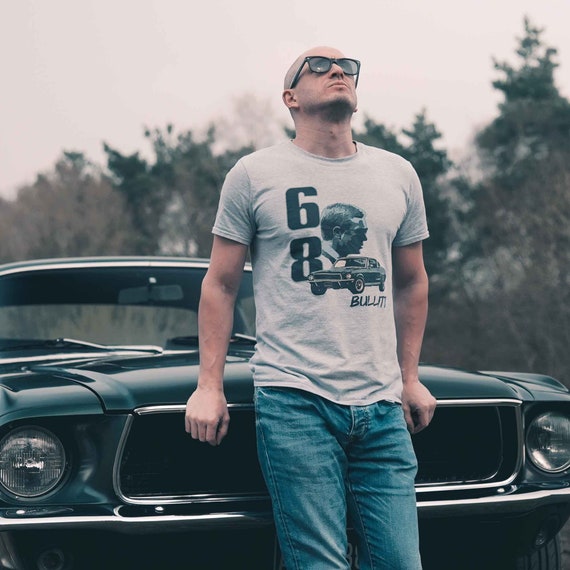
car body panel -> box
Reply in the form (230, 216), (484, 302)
(308, 255), (387, 295)
(0, 256), (569, 569)
(0, 357), (540, 418)
(0, 371), (104, 422)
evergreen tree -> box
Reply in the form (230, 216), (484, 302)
(104, 136), (167, 255)
(105, 125), (253, 257)
(402, 112), (452, 281)
(356, 112), (452, 283)
(429, 17), (570, 381)
(476, 17), (570, 185)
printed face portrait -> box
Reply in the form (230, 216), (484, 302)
(332, 215), (368, 257)
(320, 203), (368, 260)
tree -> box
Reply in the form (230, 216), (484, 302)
(105, 125), (255, 258)
(476, 17), (570, 185)
(104, 138), (167, 255)
(355, 112), (453, 283)
(402, 112), (453, 283)
(355, 118), (405, 155)
(468, 17), (570, 270)
(0, 153), (134, 262)
(150, 126), (234, 257)
(425, 17), (570, 382)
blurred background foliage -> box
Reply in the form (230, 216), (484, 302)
(1, 18), (568, 384)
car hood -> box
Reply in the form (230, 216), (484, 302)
(1, 352), (560, 417)
(312, 268), (348, 276)
(0, 367), (106, 422)
(420, 365), (568, 401)
(0, 351), (255, 413)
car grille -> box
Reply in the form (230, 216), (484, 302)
(117, 402), (521, 503)
(312, 272), (343, 281)
(118, 408), (266, 501)
(412, 402), (520, 487)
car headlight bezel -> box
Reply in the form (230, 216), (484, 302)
(526, 412), (570, 473)
(0, 425), (67, 499)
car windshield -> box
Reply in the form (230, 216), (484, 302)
(0, 265), (255, 350)
(334, 258), (365, 268)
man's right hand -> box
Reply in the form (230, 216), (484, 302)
(186, 236), (247, 447)
(185, 386), (230, 446)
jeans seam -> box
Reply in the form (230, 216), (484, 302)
(346, 476), (376, 570)
(256, 410), (301, 570)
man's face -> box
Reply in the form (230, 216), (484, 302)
(285, 48), (358, 116)
(333, 216), (368, 256)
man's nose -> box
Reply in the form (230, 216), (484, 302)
(330, 63), (345, 76)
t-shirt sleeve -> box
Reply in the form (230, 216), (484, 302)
(212, 160), (255, 245)
(393, 163), (430, 247)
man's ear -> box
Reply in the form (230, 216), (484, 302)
(283, 89), (298, 110)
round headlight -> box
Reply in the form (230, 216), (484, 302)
(526, 413), (570, 473)
(0, 426), (66, 497)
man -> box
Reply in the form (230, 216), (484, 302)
(320, 202), (368, 265)
(185, 46), (436, 569)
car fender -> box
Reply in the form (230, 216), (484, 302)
(0, 371), (104, 422)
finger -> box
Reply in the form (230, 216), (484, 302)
(198, 421), (209, 443)
(215, 416), (230, 446)
(411, 408), (431, 433)
(206, 415), (229, 446)
(190, 419), (200, 440)
(193, 419), (210, 442)
(203, 422), (216, 445)
(185, 414), (197, 435)
(403, 406), (415, 433)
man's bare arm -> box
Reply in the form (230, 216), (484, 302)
(185, 236), (248, 446)
(392, 242), (436, 433)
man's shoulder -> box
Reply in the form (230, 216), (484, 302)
(232, 141), (294, 182)
(239, 141), (291, 165)
(357, 142), (413, 169)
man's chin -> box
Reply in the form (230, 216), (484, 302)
(320, 97), (357, 120)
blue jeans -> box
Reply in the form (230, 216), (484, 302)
(255, 386), (422, 570)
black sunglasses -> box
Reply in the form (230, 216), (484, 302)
(289, 56), (361, 89)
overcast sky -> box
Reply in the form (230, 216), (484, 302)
(2, 0), (569, 197)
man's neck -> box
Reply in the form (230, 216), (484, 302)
(292, 120), (356, 159)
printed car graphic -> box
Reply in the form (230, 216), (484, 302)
(308, 255), (387, 295)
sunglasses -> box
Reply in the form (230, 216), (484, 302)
(289, 56), (361, 89)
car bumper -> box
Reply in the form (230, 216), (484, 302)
(418, 484), (570, 517)
(1, 488), (570, 570)
(1, 485), (569, 534)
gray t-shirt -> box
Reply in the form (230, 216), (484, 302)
(213, 140), (429, 405)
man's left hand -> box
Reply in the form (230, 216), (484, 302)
(402, 380), (436, 434)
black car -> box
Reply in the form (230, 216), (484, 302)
(0, 257), (569, 569)
(308, 255), (387, 295)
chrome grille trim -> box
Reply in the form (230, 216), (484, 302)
(113, 414), (135, 504)
(416, 398), (523, 493)
(132, 398), (522, 415)
(434, 398), (521, 407)
(117, 398), (523, 505)
(134, 403), (252, 415)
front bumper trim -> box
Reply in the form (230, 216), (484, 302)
(0, 486), (569, 534)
